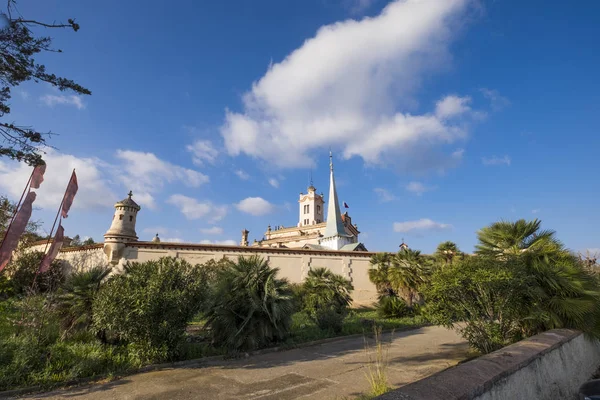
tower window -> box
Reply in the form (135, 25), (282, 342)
(307, 205), (310, 214)
(317, 205), (321, 213)
(129, 215), (133, 222)
(119, 215), (123, 220)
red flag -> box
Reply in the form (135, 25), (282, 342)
(39, 224), (64, 273)
(30, 164), (46, 189)
(0, 191), (36, 272)
(61, 171), (78, 218)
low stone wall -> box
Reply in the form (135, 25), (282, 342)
(378, 329), (600, 400)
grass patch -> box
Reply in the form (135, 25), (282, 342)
(285, 307), (425, 346)
(0, 301), (423, 392)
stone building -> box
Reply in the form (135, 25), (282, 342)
(26, 154), (378, 305)
(252, 153), (366, 251)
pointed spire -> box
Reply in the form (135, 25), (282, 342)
(324, 152), (348, 239)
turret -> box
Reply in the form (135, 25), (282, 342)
(103, 191), (140, 265)
(241, 229), (249, 246)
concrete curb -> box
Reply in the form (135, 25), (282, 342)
(0, 325), (424, 399)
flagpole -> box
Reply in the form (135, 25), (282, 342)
(0, 168), (34, 249)
(42, 169), (75, 255)
(32, 169), (74, 290)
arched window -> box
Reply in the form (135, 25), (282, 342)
(129, 215), (133, 222)
(119, 215), (123, 220)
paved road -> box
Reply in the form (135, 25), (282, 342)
(23, 326), (470, 400)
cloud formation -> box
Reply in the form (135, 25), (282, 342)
(116, 150), (209, 209)
(167, 194), (227, 223)
(221, 0), (476, 172)
(480, 88), (510, 111)
(268, 178), (279, 188)
(374, 188), (396, 202)
(0, 149), (115, 212)
(199, 239), (237, 246)
(234, 170), (250, 180)
(393, 218), (452, 233)
(482, 155), (511, 166)
(187, 140), (219, 166)
(40, 94), (85, 110)
(406, 181), (434, 196)
(236, 197), (274, 216)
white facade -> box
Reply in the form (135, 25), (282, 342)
(298, 185), (325, 227)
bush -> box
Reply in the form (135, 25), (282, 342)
(92, 258), (205, 362)
(5, 251), (64, 295)
(377, 295), (409, 318)
(204, 255), (295, 352)
(55, 266), (111, 338)
(303, 268), (353, 333)
(423, 256), (528, 354)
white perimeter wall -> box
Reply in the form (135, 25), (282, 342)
(55, 243), (378, 306)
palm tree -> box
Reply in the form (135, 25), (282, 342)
(303, 267), (353, 332)
(475, 219), (600, 338)
(55, 265), (111, 338)
(304, 267), (353, 310)
(369, 253), (393, 294)
(475, 219), (562, 261)
(389, 248), (429, 308)
(435, 241), (459, 266)
(204, 255), (295, 351)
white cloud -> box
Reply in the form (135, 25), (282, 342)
(531, 209), (541, 214)
(482, 155), (511, 166)
(406, 181), (434, 196)
(167, 194), (227, 223)
(480, 88), (510, 111)
(348, 0), (377, 14)
(220, 0), (477, 172)
(40, 94), (85, 110)
(0, 149), (115, 213)
(186, 140), (219, 166)
(234, 169), (250, 180)
(162, 237), (185, 243)
(200, 226), (224, 235)
(18, 90), (29, 100)
(374, 188), (396, 202)
(435, 95), (471, 119)
(393, 218), (452, 233)
(116, 150), (209, 209)
(236, 197), (274, 216)
(199, 239), (237, 246)
(268, 178), (279, 188)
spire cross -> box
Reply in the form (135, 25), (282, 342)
(128, 190), (133, 198)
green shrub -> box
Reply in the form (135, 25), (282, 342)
(423, 256), (531, 354)
(0, 273), (13, 299)
(204, 255), (294, 352)
(55, 266), (111, 338)
(92, 258), (205, 362)
(377, 295), (408, 318)
(5, 251), (64, 295)
(303, 268), (353, 333)
(289, 282), (306, 312)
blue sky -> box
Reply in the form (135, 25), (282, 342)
(1, 0), (599, 254)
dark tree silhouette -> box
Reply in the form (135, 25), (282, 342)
(0, 0), (91, 165)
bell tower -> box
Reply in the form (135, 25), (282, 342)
(103, 191), (141, 265)
(298, 184), (325, 227)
